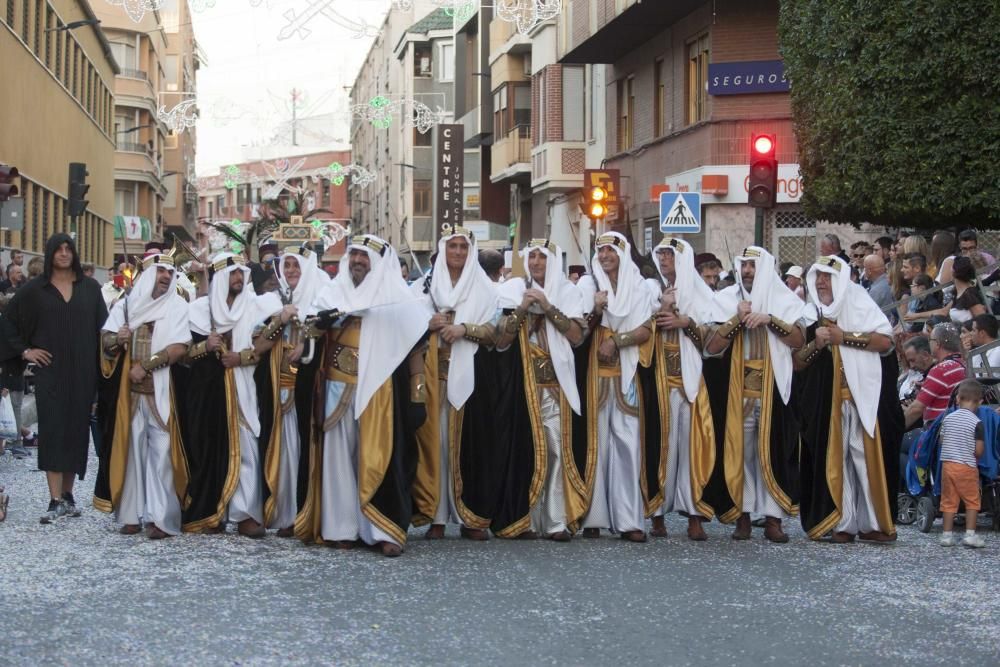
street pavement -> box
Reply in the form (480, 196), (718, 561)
(1, 445), (998, 666)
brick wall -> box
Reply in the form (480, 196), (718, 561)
(532, 64), (566, 145)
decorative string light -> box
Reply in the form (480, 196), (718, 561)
(157, 99), (198, 133)
(352, 96), (445, 133)
(496, 0), (562, 35)
(327, 162), (376, 188)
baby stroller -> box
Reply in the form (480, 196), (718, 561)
(904, 400), (1000, 533)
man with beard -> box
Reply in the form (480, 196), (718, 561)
(3, 234), (107, 523)
(495, 239), (586, 541)
(295, 235), (427, 557)
(95, 253), (191, 538)
(256, 246), (325, 537)
(705, 246), (804, 543)
(648, 238), (723, 541)
(795, 255), (902, 543)
(413, 225), (499, 541)
(181, 252), (290, 537)
(578, 232), (659, 542)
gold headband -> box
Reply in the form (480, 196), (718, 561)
(141, 254), (175, 270)
(741, 248), (761, 258)
(596, 234), (626, 251)
(350, 235), (387, 256)
(207, 255), (246, 279)
(525, 238), (556, 253)
(441, 223), (474, 241)
(284, 246), (315, 260)
(656, 238), (685, 253)
(819, 256), (845, 271)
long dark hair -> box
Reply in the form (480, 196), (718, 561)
(42, 233), (83, 280)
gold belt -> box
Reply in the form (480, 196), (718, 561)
(533, 355), (558, 386)
(279, 371), (297, 389)
(327, 343), (359, 376)
(437, 345), (451, 381)
(662, 341), (682, 377)
(743, 359), (764, 396)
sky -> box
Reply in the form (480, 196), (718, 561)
(190, 0), (394, 176)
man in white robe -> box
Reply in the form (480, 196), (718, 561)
(296, 235), (427, 557)
(578, 232), (659, 542)
(96, 252), (191, 538)
(705, 246), (805, 542)
(495, 239), (586, 540)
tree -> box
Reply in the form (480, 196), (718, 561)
(778, 0), (1000, 229)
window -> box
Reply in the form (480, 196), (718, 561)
(413, 180), (431, 216)
(617, 75), (634, 151)
(494, 84), (531, 138)
(164, 55), (179, 91)
(654, 57), (666, 137)
(110, 41), (136, 70)
(20, 0), (27, 42)
(438, 42), (454, 81)
(414, 45), (432, 77)
(562, 65), (585, 142)
(537, 69), (546, 143)
(5, 1), (14, 28)
(32, 0), (40, 57)
(115, 186), (136, 216)
(215, 195), (225, 214)
(686, 34), (709, 124)
(44, 6), (52, 69)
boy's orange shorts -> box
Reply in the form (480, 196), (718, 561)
(940, 461), (980, 513)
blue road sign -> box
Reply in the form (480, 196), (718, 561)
(659, 192), (701, 233)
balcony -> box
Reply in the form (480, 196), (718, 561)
(490, 125), (532, 183)
(531, 140), (587, 192)
(119, 68), (148, 81)
(458, 104), (491, 147)
(560, 0), (703, 64)
(489, 18), (530, 62)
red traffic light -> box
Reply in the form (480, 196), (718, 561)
(753, 135), (774, 156)
(0, 164), (19, 201)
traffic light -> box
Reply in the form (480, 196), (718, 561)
(748, 133), (777, 208)
(0, 164), (18, 201)
(68, 162), (89, 217)
(580, 185), (609, 222)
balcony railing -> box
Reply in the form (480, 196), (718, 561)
(119, 68), (148, 81)
(491, 125), (532, 177)
(117, 141), (147, 153)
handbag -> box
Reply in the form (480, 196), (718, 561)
(0, 391), (18, 440)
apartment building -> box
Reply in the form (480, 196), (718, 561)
(94, 1), (169, 257)
(159, 0), (201, 243)
(558, 0), (879, 267)
(0, 0), (117, 267)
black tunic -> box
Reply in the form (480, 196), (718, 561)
(4, 273), (107, 477)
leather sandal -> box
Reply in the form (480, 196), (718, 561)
(548, 530), (572, 542)
(687, 517), (707, 541)
(148, 525), (169, 540)
(621, 530), (647, 543)
(582, 527), (600, 539)
(379, 541), (402, 557)
(763, 516), (789, 543)
(830, 531), (855, 543)
(425, 524), (446, 540)
(460, 526), (489, 541)
(731, 513), (752, 540)
(119, 523), (142, 535)
(650, 516), (668, 538)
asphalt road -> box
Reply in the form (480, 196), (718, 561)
(1, 448), (997, 666)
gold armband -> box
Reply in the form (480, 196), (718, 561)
(260, 316), (284, 342)
(842, 332), (871, 350)
(682, 319), (703, 346)
(102, 332), (122, 356)
(141, 350), (170, 372)
(463, 323), (495, 345)
(767, 315), (793, 338)
(188, 340), (209, 361)
(239, 348), (259, 366)
(716, 314), (743, 340)
(795, 340), (822, 366)
(410, 373), (427, 404)
(545, 306), (572, 334)
(302, 319), (323, 339)
(503, 308), (528, 335)
(611, 331), (634, 348)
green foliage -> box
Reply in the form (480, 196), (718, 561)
(778, 0), (1000, 228)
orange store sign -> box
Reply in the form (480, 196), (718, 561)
(652, 165), (803, 205)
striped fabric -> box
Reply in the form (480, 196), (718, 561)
(916, 358), (966, 422)
(939, 408), (981, 468)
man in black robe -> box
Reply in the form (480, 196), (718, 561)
(4, 234), (107, 523)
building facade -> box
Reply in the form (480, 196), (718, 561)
(159, 0), (201, 243)
(94, 0), (168, 257)
(558, 0), (883, 267)
(196, 149), (352, 264)
(0, 0), (117, 267)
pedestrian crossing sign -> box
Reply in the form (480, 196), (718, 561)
(659, 192), (701, 233)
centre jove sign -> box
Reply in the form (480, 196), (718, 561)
(434, 124), (464, 229)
